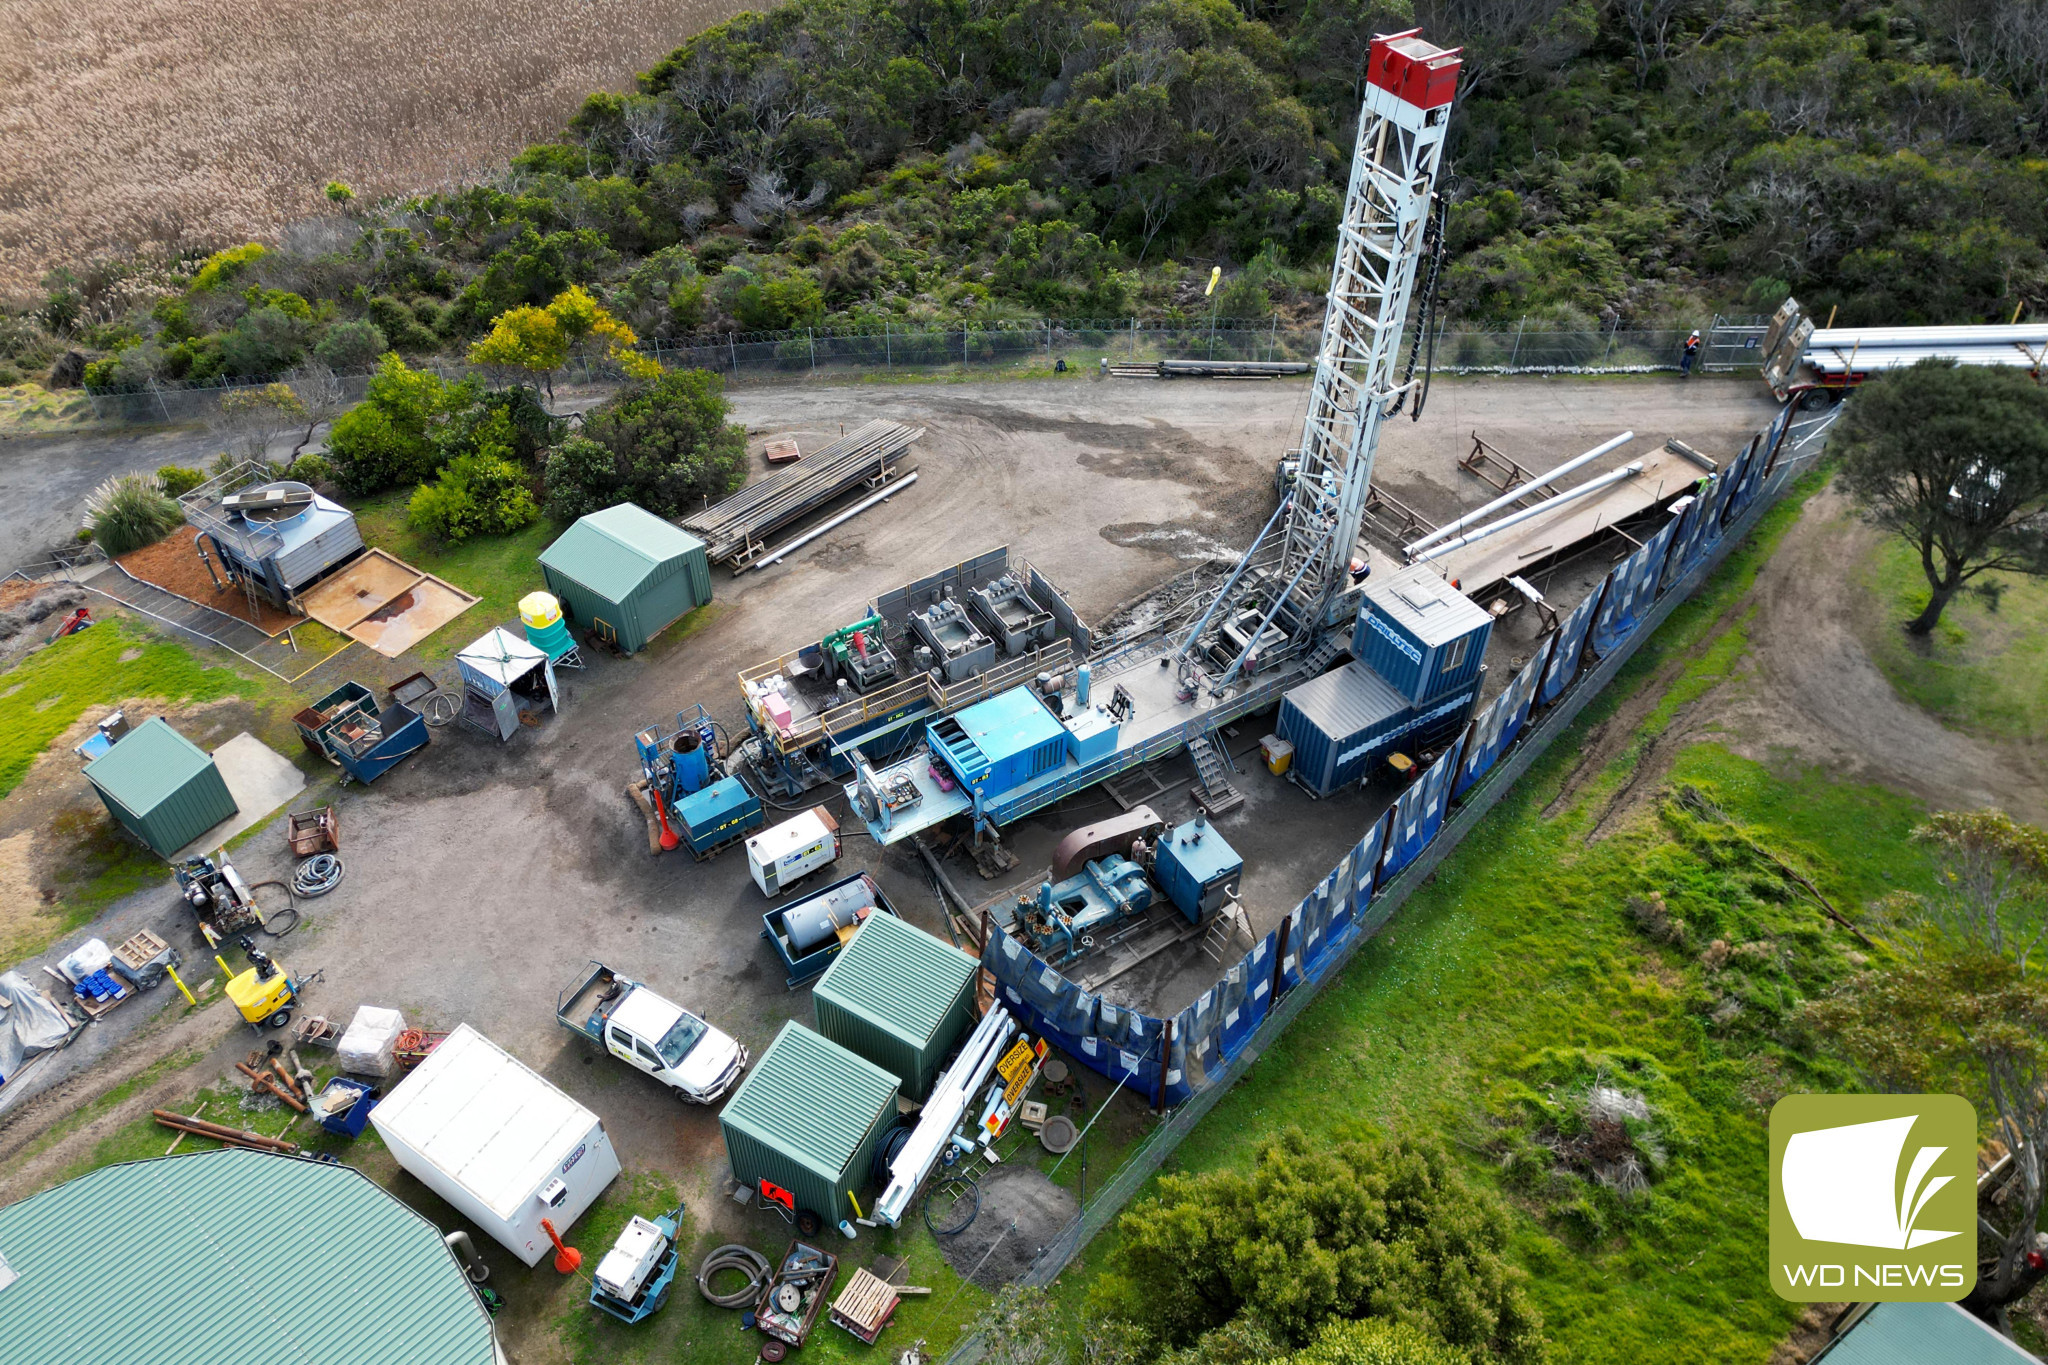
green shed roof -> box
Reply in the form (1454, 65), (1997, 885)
(721, 1023), (899, 1183)
(538, 503), (704, 603)
(816, 913), (978, 1047)
(81, 716), (214, 817)
(0, 1148), (496, 1364)
(1815, 1302), (2042, 1365)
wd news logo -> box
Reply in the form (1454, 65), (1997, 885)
(1769, 1094), (1977, 1301)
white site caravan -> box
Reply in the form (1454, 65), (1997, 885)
(370, 1023), (621, 1265)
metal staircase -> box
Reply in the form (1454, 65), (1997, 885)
(1186, 733), (1244, 815)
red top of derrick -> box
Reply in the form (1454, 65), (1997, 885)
(1367, 30), (1462, 109)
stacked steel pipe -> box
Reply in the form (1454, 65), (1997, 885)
(683, 420), (920, 565)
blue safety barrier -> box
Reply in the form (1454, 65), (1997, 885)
(1378, 734), (1466, 883)
(1452, 636), (1555, 800)
(1588, 517), (1680, 656)
(1537, 577), (1607, 708)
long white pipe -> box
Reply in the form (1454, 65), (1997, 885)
(1406, 432), (1634, 555)
(744, 472), (919, 571)
(875, 1004), (1016, 1226)
(1414, 462), (1644, 564)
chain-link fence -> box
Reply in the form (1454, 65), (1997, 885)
(78, 315), (1772, 425)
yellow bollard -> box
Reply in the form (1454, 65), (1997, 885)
(164, 962), (197, 1007)
(847, 1190), (864, 1221)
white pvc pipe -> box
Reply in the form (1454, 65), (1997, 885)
(743, 472), (919, 571)
(875, 1004), (1017, 1226)
(1414, 462), (1644, 563)
(1406, 431), (1633, 555)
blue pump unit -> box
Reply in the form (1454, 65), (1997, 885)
(1015, 856), (1155, 966)
(674, 775), (763, 859)
(1152, 815), (1243, 923)
(636, 705), (721, 807)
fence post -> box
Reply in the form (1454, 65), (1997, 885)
(1045, 318), (1052, 365)
(809, 327), (816, 373)
(1508, 315), (1526, 370)
(1269, 313), (1278, 361)
(885, 319), (891, 368)
(729, 332), (737, 374)
(1604, 315), (1619, 364)
(1130, 316), (1137, 360)
(964, 325), (969, 366)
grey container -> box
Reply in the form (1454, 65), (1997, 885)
(813, 912), (978, 1101)
(1352, 563), (1493, 706)
(1276, 661), (1416, 797)
(718, 1022), (900, 1225)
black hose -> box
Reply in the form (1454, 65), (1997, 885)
(924, 1175), (981, 1236)
(291, 854), (344, 897)
(246, 881), (302, 938)
(696, 1244), (771, 1308)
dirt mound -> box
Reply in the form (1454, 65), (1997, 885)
(933, 1165), (1079, 1288)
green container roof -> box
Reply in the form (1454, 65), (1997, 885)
(815, 913), (977, 1046)
(721, 1022), (898, 1182)
(539, 502), (704, 602)
(0, 1148), (496, 1364)
(81, 716), (215, 817)
(1819, 1301), (2043, 1364)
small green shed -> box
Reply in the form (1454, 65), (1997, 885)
(720, 1022), (899, 1226)
(82, 717), (238, 858)
(538, 503), (711, 654)
(814, 913), (979, 1101)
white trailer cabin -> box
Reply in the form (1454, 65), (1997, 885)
(370, 1023), (621, 1265)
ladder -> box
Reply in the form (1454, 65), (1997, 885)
(1201, 903), (1253, 962)
(1186, 734), (1244, 815)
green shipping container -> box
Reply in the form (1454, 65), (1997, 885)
(537, 503), (712, 654)
(82, 717), (238, 858)
(813, 913), (978, 1101)
(719, 1022), (899, 1226)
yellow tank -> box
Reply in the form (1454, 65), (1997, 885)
(223, 960), (295, 1024)
(519, 591), (563, 629)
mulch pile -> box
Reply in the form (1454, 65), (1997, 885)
(118, 525), (305, 635)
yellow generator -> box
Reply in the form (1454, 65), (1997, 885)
(216, 942), (309, 1032)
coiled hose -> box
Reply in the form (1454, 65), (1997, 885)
(697, 1243), (772, 1308)
(245, 881), (302, 938)
(291, 854), (344, 897)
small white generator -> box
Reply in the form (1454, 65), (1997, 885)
(747, 808), (840, 897)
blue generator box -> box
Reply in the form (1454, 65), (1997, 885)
(927, 686), (1068, 798)
(1153, 817), (1243, 923)
(676, 775), (763, 856)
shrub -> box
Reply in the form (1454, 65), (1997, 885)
(567, 367), (746, 518)
(81, 358), (118, 388)
(326, 354), (472, 494)
(285, 454), (334, 487)
(219, 305), (310, 376)
(87, 475), (183, 557)
(1090, 1127), (1545, 1361)
(541, 434), (622, 522)
(314, 318), (389, 371)
(155, 465), (206, 498)
(407, 451), (538, 542)
(1283, 1318), (1469, 1365)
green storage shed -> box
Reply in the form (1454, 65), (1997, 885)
(814, 913), (978, 1101)
(0, 1147), (500, 1364)
(82, 717), (238, 858)
(538, 503), (712, 654)
(719, 1022), (899, 1226)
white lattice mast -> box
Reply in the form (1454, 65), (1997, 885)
(1276, 32), (1460, 633)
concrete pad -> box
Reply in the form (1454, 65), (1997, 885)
(300, 549), (479, 657)
(174, 733), (304, 859)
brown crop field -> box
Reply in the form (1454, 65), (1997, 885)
(0, 0), (750, 299)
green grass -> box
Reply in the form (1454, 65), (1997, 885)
(1032, 472), (1943, 1363)
(348, 494), (560, 661)
(1856, 538), (2048, 744)
(0, 618), (253, 798)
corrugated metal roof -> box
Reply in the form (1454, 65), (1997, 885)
(371, 1024), (597, 1220)
(953, 687), (1065, 762)
(538, 503), (705, 602)
(815, 913), (977, 1047)
(720, 1022), (898, 1182)
(1816, 1301), (2041, 1364)
(1282, 660), (1410, 737)
(0, 1147), (496, 1364)
(1363, 563), (1492, 647)
(81, 716), (213, 817)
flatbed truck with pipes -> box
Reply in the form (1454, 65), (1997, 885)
(556, 963), (749, 1103)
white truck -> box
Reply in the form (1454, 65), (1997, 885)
(556, 963), (748, 1103)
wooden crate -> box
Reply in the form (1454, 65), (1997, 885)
(111, 929), (171, 974)
(828, 1266), (900, 1344)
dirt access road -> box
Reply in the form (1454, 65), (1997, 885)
(0, 373), (1782, 1305)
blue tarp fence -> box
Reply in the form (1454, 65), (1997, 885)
(973, 403), (1820, 1111)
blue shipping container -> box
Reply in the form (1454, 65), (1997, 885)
(928, 686), (1067, 797)
(1277, 662), (1416, 796)
(1352, 563), (1492, 706)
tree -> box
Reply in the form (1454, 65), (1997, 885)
(314, 319), (390, 371)
(1089, 1127), (1547, 1361)
(326, 354), (475, 494)
(283, 361), (347, 460)
(549, 368), (747, 519)
(468, 287), (657, 404)
(1802, 812), (2048, 1331)
(1835, 359), (2048, 635)
(210, 382), (307, 469)
(1285, 1318), (1468, 1365)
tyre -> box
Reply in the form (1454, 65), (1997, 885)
(795, 1208), (823, 1237)
(266, 1009), (293, 1029)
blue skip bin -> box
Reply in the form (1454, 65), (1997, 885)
(311, 1077), (378, 1138)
